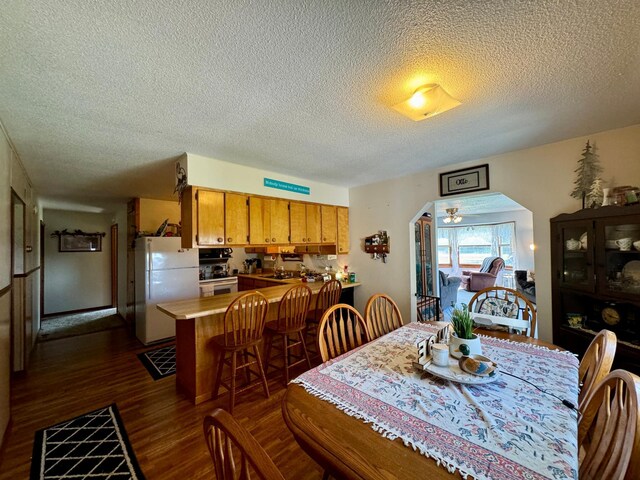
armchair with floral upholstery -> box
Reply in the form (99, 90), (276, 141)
(460, 256), (505, 292)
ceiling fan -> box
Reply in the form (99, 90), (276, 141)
(442, 208), (463, 224)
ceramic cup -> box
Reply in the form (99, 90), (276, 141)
(566, 312), (584, 328)
(565, 239), (581, 251)
(616, 238), (633, 251)
(431, 343), (449, 367)
(634, 240), (640, 251)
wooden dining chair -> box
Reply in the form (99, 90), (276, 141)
(212, 292), (270, 414)
(305, 279), (342, 352)
(264, 284), (313, 385)
(364, 293), (404, 340)
(468, 286), (537, 338)
(578, 369), (640, 480)
(579, 329), (617, 410)
(317, 303), (370, 362)
(203, 408), (285, 480)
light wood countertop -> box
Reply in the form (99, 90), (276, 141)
(157, 281), (360, 320)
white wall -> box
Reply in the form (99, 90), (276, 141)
(43, 210), (113, 314)
(186, 153), (350, 206)
(348, 124), (640, 343)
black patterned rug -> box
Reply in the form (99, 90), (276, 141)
(137, 344), (176, 380)
(30, 404), (145, 479)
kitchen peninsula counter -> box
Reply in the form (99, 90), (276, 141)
(157, 281), (360, 404)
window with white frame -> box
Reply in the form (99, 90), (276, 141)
(437, 222), (516, 270)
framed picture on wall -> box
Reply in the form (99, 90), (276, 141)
(439, 164), (490, 197)
(59, 234), (102, 252)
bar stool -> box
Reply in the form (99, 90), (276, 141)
(212, 291), (270, 413)
(264, 284), (312, 385)
(305, 279), (342, 354)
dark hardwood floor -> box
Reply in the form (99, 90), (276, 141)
(0, 326), (323, 479)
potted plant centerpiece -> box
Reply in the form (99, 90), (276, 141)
(449, 304), (482, 359)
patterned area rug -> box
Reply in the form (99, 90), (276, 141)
(38, 308), (125, 342)
(30, 404), (145, 479)
(137, 344), (176, 380)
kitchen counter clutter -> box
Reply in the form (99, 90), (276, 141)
(157, 280), (360, 404)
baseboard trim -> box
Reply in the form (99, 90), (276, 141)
(42, 305), (114, 318)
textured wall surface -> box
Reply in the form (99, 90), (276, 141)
(0, 1), (639, 204)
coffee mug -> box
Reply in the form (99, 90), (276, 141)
(634, 240), (640, 251)
(616, 238), (632, 251)
(431, 343), (449, 367)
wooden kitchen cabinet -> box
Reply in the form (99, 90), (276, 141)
(290, 202), (321, 244)
(321, 205), (337, 244)
(249, 196), (290, 245)
(337, 206), (350, 253)
(181, 187), (224, 248)
(225, 192), (249, 245)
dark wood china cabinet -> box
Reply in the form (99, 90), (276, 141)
(551, 205), (640, 374)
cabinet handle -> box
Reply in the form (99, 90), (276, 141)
(272, 238), (276, 242)
(303, 238), (306, 243)
(217, 237), (223, 243)
(265, 238), (270, 243)
(227, 237), (232, 242)
(323, 237), (326, 241)
(307, 237), (311, 242)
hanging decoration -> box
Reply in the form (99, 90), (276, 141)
(174, 160), (188, 204)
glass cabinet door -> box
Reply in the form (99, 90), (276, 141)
(598, 218), (640, 296)
(557, 221), (594, 292)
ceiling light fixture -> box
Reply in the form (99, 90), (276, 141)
(392, 83), (461, 121)
(442, 207), (463, 224)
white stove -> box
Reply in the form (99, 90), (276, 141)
(199, 275), (238, 297)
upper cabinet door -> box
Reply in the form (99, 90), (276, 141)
(269, 199), (290, 244)
(337, 207), (350, 254)
(289, 202), (307, 244)
(305, 204), (321, 244)
(321, 205), (337, 244)
(554, 219), (595, 293)
(225, 193), (248, 245)
(197, 190), (225, 245)
(249, 196), (269, 244)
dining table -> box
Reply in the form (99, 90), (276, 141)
(282, 321), (579, 480)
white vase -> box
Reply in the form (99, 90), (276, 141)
(449, 334), (482, 359)
(602, 188), (610, 207)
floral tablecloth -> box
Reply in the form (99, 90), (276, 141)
(292, 322), (579, 480)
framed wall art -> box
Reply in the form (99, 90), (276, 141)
(439, 164), (490, 197)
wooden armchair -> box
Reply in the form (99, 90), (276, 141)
(468, 286), (537, 338)
(318, 304), (370, 362)
(578, 370), (640, 479)
(203, 408), (285, 480)
(364, 293), (404, 340)
(578, 329), (617, 410)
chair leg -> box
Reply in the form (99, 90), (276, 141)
(212, 349), (225, 400)
(253, 345), (270, 399)
(299, 331), (312, 370)
(228, 351), (237, 414)
(322, 470), (330, 480)
(263, 331), (274, 373)
(243, 349), (251, 385)
(283, 334), (291, 385)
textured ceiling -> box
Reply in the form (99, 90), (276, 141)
(1, 1), (639, 207)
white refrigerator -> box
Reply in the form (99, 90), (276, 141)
(135, 237), (199, 345)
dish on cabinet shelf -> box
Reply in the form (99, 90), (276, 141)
(622, 261), (640, 282)
(580, 232), (587, 249)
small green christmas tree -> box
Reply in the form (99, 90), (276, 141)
(571, 141), (602, 209)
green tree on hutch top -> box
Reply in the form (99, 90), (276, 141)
(571, 140), (602, 209)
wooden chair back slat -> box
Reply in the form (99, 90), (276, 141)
(578, 370), (640, 480)
(311, 280), (342, 322)
(468, 286), (537, 338)
(223, 292), (269, 347)
(318, 304), (370, 362)
(276, 285), (311, 331)
(364, 293), (403, 340)
(579, 329), (617, 410)
(203, 408), (285, 480)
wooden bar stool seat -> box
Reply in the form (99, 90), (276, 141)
(212, 292), (270, 414)
(264, 284), (312, 385)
